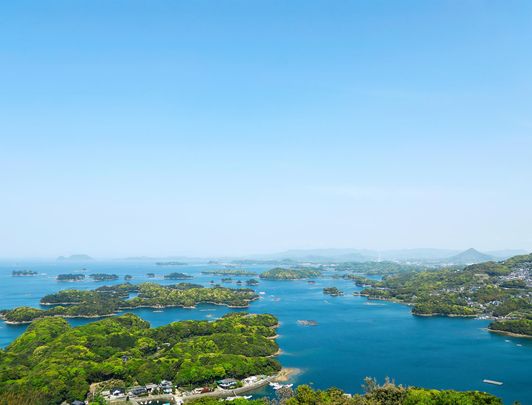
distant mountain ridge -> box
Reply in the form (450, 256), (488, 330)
(110, 248), (527, 264)
(56, 254), (93, 261)
(444, 248), (494, 264)
(238, 247), (528, 264)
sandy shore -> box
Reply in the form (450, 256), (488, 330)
(272, 367), (302, 382)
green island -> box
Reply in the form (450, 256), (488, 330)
(89, 273), (119, 281)
(357, 253), (532, 336)
(164, 272), (194, 280)
(323, 287), (343, 296)
(189, 379), (501, 405)
(0, 313), (280, 405)
(246, 279), (260, 286)
(124, 274), (133, 281)
(259, 267), (322, 280)
(11, 270), (38, 277)
(202, 269), (258, 276)
(57, 273), (85, 281)
(0, 283), (258, 324)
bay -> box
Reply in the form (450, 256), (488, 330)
(0, 261), (530, 404)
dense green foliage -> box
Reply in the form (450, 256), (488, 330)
(202, 269), (258, 276)
(358, 254), (531, 332)
(0, 283), (258, 323)
(323, 287), (343, 296)
(0, 313), (280, 405)
(189, 379), (501, 405)
(489, 319), (532, 336)
(260, 267), (322, 280)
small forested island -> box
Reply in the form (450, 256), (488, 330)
(89, 273), (119, 281)
(124, 274), (133, 281)
(11, 270), (38, 277)
(0, 313), (280, 405)
(0, 283), (258, 323)
(259, 267), (322, 280)
(246, 278), (260, 286)
(164, 272), (193, 279)
(357, 253), (532, 336)
(56, 273), (85, 281)
(147, 272), (155, 278)
(202, 269), (258, 276)
(323, 287), (343, 296)
(221, 277), (233, 283)
(156, 261), (187, 266)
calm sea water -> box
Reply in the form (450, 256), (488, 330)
(0, 261), (530, 404)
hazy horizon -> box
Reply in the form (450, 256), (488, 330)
(1, 1), (531, 258)
(1, 247), (530, 261)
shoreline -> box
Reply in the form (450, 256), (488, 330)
(413, 313), (477, 318)
(2, 300), (256, 325)
(487, 329), (532, 339)
(271, 367), (301, 382)
(359, 294), (486, 320)
(178, 368), (301, 403)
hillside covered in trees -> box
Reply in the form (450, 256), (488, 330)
(357, 254), (532, 335)
(0, 313), (280, 404)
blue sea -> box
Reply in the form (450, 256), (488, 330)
(1, 261), (531, 404)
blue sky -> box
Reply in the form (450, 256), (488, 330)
(1, 1), (531, 257)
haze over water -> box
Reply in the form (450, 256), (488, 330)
(1, 261), (530, 404)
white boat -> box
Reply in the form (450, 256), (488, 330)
(269, 382), (293, 390)
(483, 379), (503, 386)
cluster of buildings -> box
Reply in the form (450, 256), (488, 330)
(99, 379), (174, 401)
(500, 268), (532, 288)
(85, 375), (270, 404)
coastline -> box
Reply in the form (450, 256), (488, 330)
(2, 299), (256, 325)
(413, 313), (477, 318)
(177, 368), (301, 403)
(272, 367), (301, 382)
(487, 329), (532, 339)
(359, 294), (482, 319)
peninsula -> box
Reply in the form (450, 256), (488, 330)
(0, 313), (280, 405)
(357, 253), (532, 336)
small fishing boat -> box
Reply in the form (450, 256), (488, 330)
(483, 379), (503, 386)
